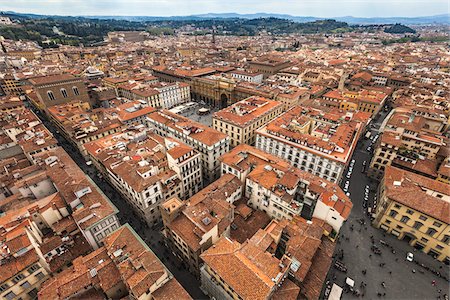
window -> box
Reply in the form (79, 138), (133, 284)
(400, 216), (410, 223)
(394, 204), (401, 209)
(406, 209), (414, 215)
(413, 222), (423, 230)
(12, 273), (25, 283)
(27, 264), (39, 274)
(60, 88), (68, 98)
(26, 288), (38, 299)
(419, 215), (427, 221)
(35, 272), (46, 280)
(441, 235), (450, 245)
(433, 221), (442, 228)
(20, 281), (31, 289)
(73, 86), (80, 96)
(0, 283), (9, 292)
(426, 228), (437, 237)
(47, 91), (55, 101)
(389, 210), (398, 218)
(5, 291), (16, 300)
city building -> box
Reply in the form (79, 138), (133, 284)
(373, 166), (449, 263)
(255, 106), (368, 183)
(200, 235), (294, 300)
(35, 147), (121, 249)
(368, 107), (446, 181)
(213, 96), (283, 147)
(248, 57), (291, 78)
(147, 109), (230, 183)
(46, 101), (123, 157)
(38, 224), (192, 299)
(200, 215), (338, 300)
(220, 144), (352, 235)
(160, 173), (239, 276)
(28, 74), (90, 110)
(229, 70), (263, 83)
(85, 128), (202, 225)
(322, 88), (388, 116)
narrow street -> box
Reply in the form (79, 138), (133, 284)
(324, 109), (450, 299)
(30, 105), (206, 299)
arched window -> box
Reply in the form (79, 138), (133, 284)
(47, 91), (55, 101)
(60, 88), (68, 98)
(73, 86), (80, 96)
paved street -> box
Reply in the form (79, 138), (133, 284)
(323, 109), (450, 300)
(30, 105), (207, 299)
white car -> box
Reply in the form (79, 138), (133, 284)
(406, 252), (414, 262)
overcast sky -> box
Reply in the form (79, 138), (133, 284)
(1, 0), (448, 17)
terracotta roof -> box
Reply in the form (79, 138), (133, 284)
(201, 237), (289, 300)
(384, 166), (450, 223)
(29, 74), (78, 85)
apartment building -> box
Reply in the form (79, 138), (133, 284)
(255, 106), (367, 183)
(160, 174), (239, 276)
(147, 109), (230, 183)
(1, 108), (58, 163)
(35, 147), (120, 249)
(220, 144), (352, 235)
(38, 224), (192, 299)
(0, 96), (24, 115)
(373, 166), (449, 264)
(368, 108), (446, 180)
(47, 101), (123, 157)
(0, 161), (111, 300)
(0, 232), (50, 300)
(154, 81), (190, 109)
(200, 215), (338, 300)
(248, 57), (291, 78)
(117, 80), (189, 109)
(230, 70), (263, 83)
(115, 100), (156, 126)
(322, 88), (388, 116)
(85, 128), (201, 225)
(200, 235), (294, 300)
(165, 137), (203, 199)
(275, 87), (310, 111)
(28, 74), (90, 110)
(118, 83), (161, 108)
(213, 96), (283, 147)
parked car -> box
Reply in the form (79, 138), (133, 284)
(406, 252), (414, 262)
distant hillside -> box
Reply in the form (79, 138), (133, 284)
(2, 11), (449, 24)
(384, 24), (416, 34)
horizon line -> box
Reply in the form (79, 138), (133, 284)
(2, 10), (448, 19)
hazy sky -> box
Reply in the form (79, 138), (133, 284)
(0, 0), (448, 17)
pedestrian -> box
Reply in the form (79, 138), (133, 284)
(369, 254), (372, 258)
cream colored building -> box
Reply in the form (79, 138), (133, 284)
(373, 166), (450, 263)
(213, 96), (283, 147)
